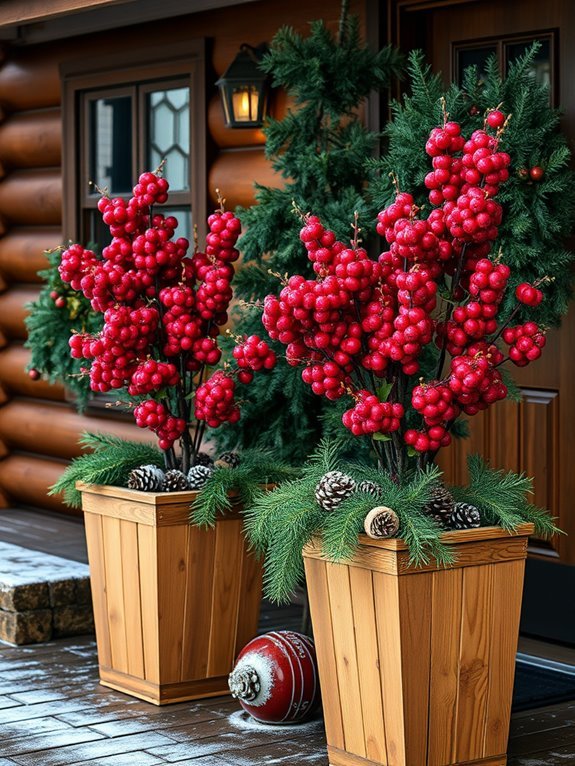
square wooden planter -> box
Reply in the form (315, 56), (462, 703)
(78, 482), (262, 705)
(303, 523), (534, 766)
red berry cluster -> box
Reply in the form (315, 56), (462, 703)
(194, 371), (240, 428)
(232, 335), (277, 384)
(60, 170), (273, 458)
(503, 322), (546, 366)
(261, 107), (549, 455)
(134, 399), (186, 451)
(343, 390), (404, 436)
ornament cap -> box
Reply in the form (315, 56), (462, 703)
(228, 665), (261, 701)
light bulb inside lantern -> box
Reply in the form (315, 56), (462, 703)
(232, 86), (259, 122)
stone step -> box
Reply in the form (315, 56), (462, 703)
(0, 541), (93, 645)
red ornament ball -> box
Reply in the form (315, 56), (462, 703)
(529, 165), (545, 181)
(28, 368), (40, 381)
(228, 630), (320, 724)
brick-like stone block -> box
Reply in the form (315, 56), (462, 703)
(0, 608), (52, 645)
(49, 579), (78, 607)
(0, 581), (51, 612)
(75, 578), (92, 606)
(52, 605), (94, 638)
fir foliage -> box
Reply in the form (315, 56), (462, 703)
(451, 454), (560, 538)
(190, 449), (299, 527)
(49, 432), (163, 508)
(246, 442), (557, 603)
(24, 249), (101, 410)
(371, 45), (575, 327)
(215, 7), (403, 462)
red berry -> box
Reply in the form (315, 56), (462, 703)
(529, 166), (544, 181)
(28, 368), (40, 381)
(486, 110), (505, 129)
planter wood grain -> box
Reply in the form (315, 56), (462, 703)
(78, 481), (262, 705)
(303, 523), (534, 766)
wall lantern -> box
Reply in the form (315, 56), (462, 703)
(217, 43), (270, 128)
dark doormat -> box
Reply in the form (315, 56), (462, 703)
(512, 660), (575, 712)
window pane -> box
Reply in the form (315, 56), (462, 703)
(162, 206), (192, 242)
(87, 209), (112, 249)
(505, 39), (551, 90)
(89, 96), (133, 194)
(147, 87), (190, 191)
(456, 46), (497, 85)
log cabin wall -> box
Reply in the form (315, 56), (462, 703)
(0, 0), (367, 516)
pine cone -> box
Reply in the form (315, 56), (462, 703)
(357, 480), (382, 497)
(364, 506), (400, 539)
(127, 464), (165, 492)
(195, 452), (215, 468)
(162, 469), (190, 492)
(314, 471), (356, 512)
(187, 464), (214, 490)
(449, 502), (481, 530)
(423, 484), (454, 526)
(215, 451), (241, 469)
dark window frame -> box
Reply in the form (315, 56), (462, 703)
(61, 39), (207, 245)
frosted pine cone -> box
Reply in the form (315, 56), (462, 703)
(357, 480), (382, 498)
(127, 464), (165, 492)
(449, 502), (481, 529)
(215, 451), (241, 469)
(187, 464), (214, 490)
(423, 484), (454, 526)
(195, 452), (215, 468)
(162, 469), (190, 492)
(315, 471), (356, 512)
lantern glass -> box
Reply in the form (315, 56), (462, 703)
(217, 44), (270, 128)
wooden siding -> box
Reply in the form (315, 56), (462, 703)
(0, 0), (367, 514)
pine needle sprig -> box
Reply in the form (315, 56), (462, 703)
(49, 432), (163, 508)
(451, 454), (558, 536)
(321, 491), (376, 562)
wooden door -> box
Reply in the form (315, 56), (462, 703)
(390, 0), (575, 643)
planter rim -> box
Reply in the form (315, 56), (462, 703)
(76, 480), (201, 505)
(356, 521), (534, 550)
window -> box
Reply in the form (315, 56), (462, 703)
(61, 40), (206, 246)
(453, 30), (557, 105)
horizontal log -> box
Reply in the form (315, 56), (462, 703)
(0, 55), (60, 112)
(0, 454), (74, 515)
(0, 169), (61, 225)
(207, 88), (292, 149)
(0, 398), (154, 460)
(0, 285), (39, 339)
(0, 344), (66, 401)
(208, 147), (281, 209)
(0, 109), (61, 169)
(0, 227), (60, 284)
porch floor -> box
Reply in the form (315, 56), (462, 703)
(1, 509), (574, 765)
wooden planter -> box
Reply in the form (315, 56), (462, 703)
(79, 482), (262, 705)
(303, 523), (534, 766)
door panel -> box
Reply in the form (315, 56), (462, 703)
(392, 0), (575, 642)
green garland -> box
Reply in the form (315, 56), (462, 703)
(242, 440), (558, 604)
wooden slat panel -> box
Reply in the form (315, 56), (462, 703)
(428, 567), (463, 766)
(0, 109), (61, 168)
(137, 523), (159, 684)
(120, 519), (145, 679)
(325, 561), (366, 759)
(234, 547), (263, 659)
(0, 346), (66, 401)
(157, 524), (189, 683)
(0, 169), (61, 225)
(304, 536), (529, 575)
(483, 560), (525, 757)
(101, 516), (128, 674)
(83, 511), (111, 667)
(181, 524), (216, 681)
(207, 519), (244, 676)
(520, 390), (559, 514)
(303, 555), (345, 750)
(79, 492), (190, 527)
(455, 563), (494, 763)
(398, 572), (432, 765)
(0, 228), (59, 284)
(373, 571), (406, 766)
(348, 566), (387, 763)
